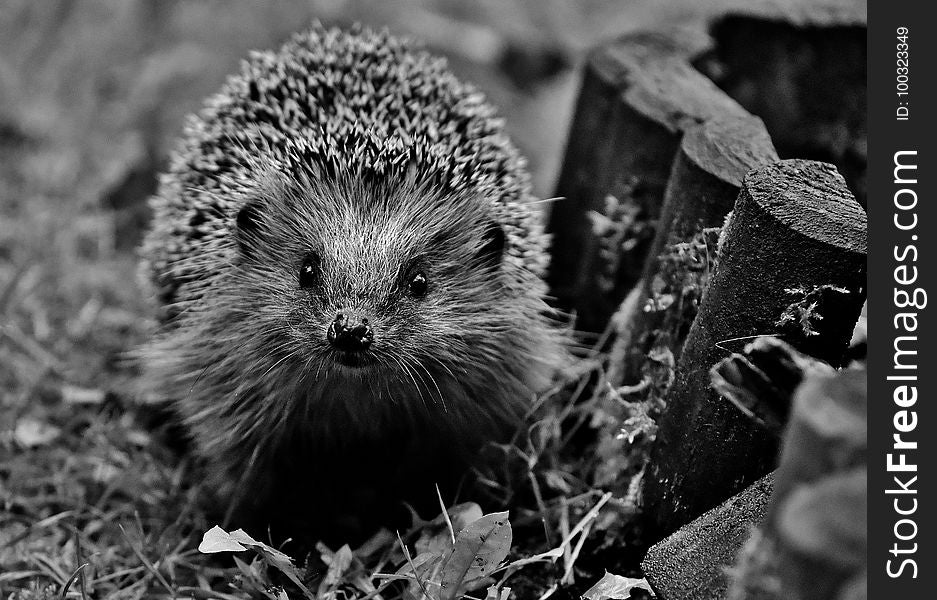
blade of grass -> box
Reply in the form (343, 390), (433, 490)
(59, 563), (89, 599)
(435, 484), (456, 546)
(119, 523), (175, 595)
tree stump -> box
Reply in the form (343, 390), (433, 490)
(548, 29), (749, 333)
(642, 159), (866, 540)
(728, 368), (867, 600)
(608, 114), (778, 386)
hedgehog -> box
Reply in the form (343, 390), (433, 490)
(139, 24), (565, 542)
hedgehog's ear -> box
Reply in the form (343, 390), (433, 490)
(234, 200), (266, 257)
(477, 220), (506, 269)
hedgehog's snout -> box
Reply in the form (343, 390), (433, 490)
(327, 312), (374, 353)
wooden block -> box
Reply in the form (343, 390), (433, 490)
(642, 474), (774, 600)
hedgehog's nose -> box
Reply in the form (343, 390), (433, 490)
(327, 312), (374, 352)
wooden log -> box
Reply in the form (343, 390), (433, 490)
(653, 114), (779, 253)
(728, 369), (867, 600)
(548, 29), (749, 333)
(642, 474), (774, 600)
(696, 14), (867, 206)
(641, 159), (866, 540)
(608, 114), (778, 386)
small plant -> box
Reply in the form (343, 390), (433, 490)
(776, 284), (851, 338)
(589, 190), (656, 294)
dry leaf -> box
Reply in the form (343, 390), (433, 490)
(582, 572), (654, 600)
(198, 525), (248, 553)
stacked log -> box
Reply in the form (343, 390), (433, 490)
(642, 160), (866, 539)
(608, 114), (778, 387)
(548, 30), (749, 333)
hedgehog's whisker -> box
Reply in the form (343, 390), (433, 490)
(397, 354), (429, 413)
(411, 356), (447, 413)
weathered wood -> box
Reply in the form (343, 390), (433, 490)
(728, 369), (867, 600)
(656, 114), (779, 250)
(642, 474), (774, 600)
(548, 30), (749, 333)
(642, 159), (866, 539)
(608, 114), (778, 386)
(696, 15), (867, 205)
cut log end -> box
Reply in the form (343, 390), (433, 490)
(682, 115), (780, 188)
(744, 160), (867, 254)
(643, 474), (775, 600)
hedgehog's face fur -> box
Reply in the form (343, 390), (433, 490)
(149, 162), (560, 451)
(231, 169), (512, 383)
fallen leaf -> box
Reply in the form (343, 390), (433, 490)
(198, 525), (247, 553)
(398, 551), (443, 598)
(319, 544), (353, 592)
(14, 418), (60, 448)
(199, 526), (312, 596)
(582, 572), (654, 600)
(228, 528), (311, 596)
(395, 552), (441, 577)
(416, 502), (484, 557)
(439, 511), (512, 600)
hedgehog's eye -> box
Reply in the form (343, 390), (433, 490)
(299, 252), (321, 289)
(408, 271), (428, 298)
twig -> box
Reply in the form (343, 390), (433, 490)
(560, 520), (594, 585)
(355, 579), (399, 600)
(526, 471), (553, 547)
(493, 492), (613, 576)
(558, 497), (571, 577)
(397, 531), (431, 600)
(535, 583), (558, 600)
